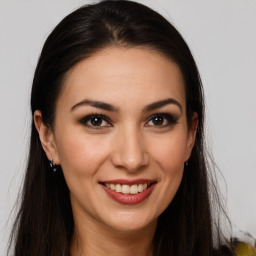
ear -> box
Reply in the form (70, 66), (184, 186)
(34, 110), (60, 165)
(185, 112), (198, 161)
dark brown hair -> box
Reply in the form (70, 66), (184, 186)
(9, 1), (233, 255)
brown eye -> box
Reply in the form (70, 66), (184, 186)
(80, 114), (111, 128)
(90, 116), (103, 126)
(146, 113), (178, 127)
(152, 116), (164, 126)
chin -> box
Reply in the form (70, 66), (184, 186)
(101, 211), (157, 233)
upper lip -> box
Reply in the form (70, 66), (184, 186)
(99, 179), (157, 186)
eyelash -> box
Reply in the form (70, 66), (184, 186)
(79, 112), (178, 128)
(145, 113), (178, 127)
(79, 114), (112, 128)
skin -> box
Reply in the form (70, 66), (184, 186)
(34, 47), (198, 256)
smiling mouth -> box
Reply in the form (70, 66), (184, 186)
(103, 183), (150, 195)
(99, 180), (157, 204)
(99, 180), (157, 195)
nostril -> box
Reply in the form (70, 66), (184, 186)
(111, 153), (149, 172)
(110, 135), (150, 172)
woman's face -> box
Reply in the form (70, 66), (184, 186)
(37, 47), (197, 233)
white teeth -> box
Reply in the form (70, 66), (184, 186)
(130, 185), (138, 194)
(122, 185), (130, 194)
(115, 184), (122, 193)
(110, 184), (115, 190)
(104, 182), (151, 194)
(138, 184), (143, 193)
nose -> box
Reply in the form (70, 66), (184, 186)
(111, 127), (149, 172)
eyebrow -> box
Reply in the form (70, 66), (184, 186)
(70, 98), (182, 113)
(71, 99), (119, 112)
(143, 98), (182, 113)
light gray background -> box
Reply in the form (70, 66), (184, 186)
(1, 0), (255, 254)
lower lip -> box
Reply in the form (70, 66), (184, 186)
(101, 184), (156, 205)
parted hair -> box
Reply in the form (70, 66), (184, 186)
(9, 1), (234, 255)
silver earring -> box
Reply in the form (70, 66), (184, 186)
(185, 161), (188, 166)
(49, 159), (57, 172)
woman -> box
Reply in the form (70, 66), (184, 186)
(9, 0), (235, 255)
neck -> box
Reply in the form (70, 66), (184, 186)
(70, 215), (156, 256)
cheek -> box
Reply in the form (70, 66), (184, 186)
(55, 131), (110, 178)
(158, 134), (187, 190)
(148, 131), (187, 212)
(55, 132), (112, 210)
(150, 131), (188, 171)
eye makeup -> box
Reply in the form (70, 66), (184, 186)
(145, 112), (179, 127)
(78, 110), (179, 131)
(79, 113), (112, 128)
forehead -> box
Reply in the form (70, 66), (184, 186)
(58, 47), (186, 111)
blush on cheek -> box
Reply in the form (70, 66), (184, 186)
(154, 172), (184, 217)
(154, 144), (186, 170)
(59, 139), (108, 179)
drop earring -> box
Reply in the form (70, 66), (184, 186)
(49, 159), (57, 172)
(185, 161), (188, 166)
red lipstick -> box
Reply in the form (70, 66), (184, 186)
(99, 179), (156, 205)
(100, 179), (155, 186)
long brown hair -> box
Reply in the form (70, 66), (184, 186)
(9, 1), (233, 255)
